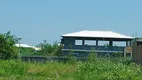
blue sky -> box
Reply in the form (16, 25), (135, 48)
(0, 0), (142, 45)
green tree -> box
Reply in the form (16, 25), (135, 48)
(37, 40), (63, 56)
(0, 31), (21, 59)
(88, 49), (97, 62)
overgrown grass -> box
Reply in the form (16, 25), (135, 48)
(77, 58), (142, 80)
(0, 60), (77, 80)
(0, 58), (142, 80)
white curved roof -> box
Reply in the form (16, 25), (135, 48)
(62, 30), (133, 39)
(15, 44), (41, 50)
(15, 44), (33, 48)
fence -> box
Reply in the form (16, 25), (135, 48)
(21, 56), (88, 63)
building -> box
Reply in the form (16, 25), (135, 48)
(15, 44), (41, 50)
(61, 30), (133, 57)
(132, 38), (142, 64)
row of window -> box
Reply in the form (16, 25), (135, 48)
(75, 40), (127, 46)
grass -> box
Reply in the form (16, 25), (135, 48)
(0, 58), (142, 80)
(0, 60), (77, 80)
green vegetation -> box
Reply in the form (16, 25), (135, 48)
(19, 47), (35, 56)
(0, 31), (142, 80)
(0, 31), (63, 57)
(0, 58), (142, 80)
(0, 31), (20, 59)
(18, 41), (63, 57)
(36, 40), (63, 56)
(0, 60), (76, 80)
(77, 59), (142, 80)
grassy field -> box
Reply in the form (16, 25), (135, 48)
(0, 58), (142, 80)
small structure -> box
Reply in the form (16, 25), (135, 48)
(132, 38), (142, 64)
(15, 44), (41, 51)
(61, 30), (133, 57)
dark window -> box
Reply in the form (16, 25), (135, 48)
(137, 42), (142, 46)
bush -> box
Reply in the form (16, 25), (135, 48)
(36, 41), (63, 56)
(88, 49), (97, 62)
(0, 60), (76, 80)
(0, 59), (142, 80)
(77, 59), (142, 80)
(0, 31), (20, 59)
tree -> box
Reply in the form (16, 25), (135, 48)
(0, 31), (20, 59)
(36, 40), (63, 56)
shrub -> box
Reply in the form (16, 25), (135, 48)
(88, 49), (97, 62)
(37, 41), (63, 56)
(0, 31), (20, 59)
(77, 59), (142, 80)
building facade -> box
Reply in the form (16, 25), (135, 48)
(61, 30), (133, 57)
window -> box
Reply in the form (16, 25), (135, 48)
(98, 41), (109, 46)
(113, 41), (126, 46)
(75, 40), (82, 45)
(85, 40), (96, 45)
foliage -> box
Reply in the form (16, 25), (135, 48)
(52, 43), (63, 56)
(67, 49), (77, 64)
(0, 58), (142, 80)
(77, 59), (142, 80)
(88, 49), (97, 62)
(0, 59), (142, 80)
(0, 60), (76, 80)
(0, 31), (20, 59)
(19, 47), (35, 56)
(111, 52), (123, 58)
(36, 40), (63, 56)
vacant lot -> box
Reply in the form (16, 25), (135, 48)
(0, 58), (142, 80)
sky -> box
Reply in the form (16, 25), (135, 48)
(0, 0), (142, 46)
